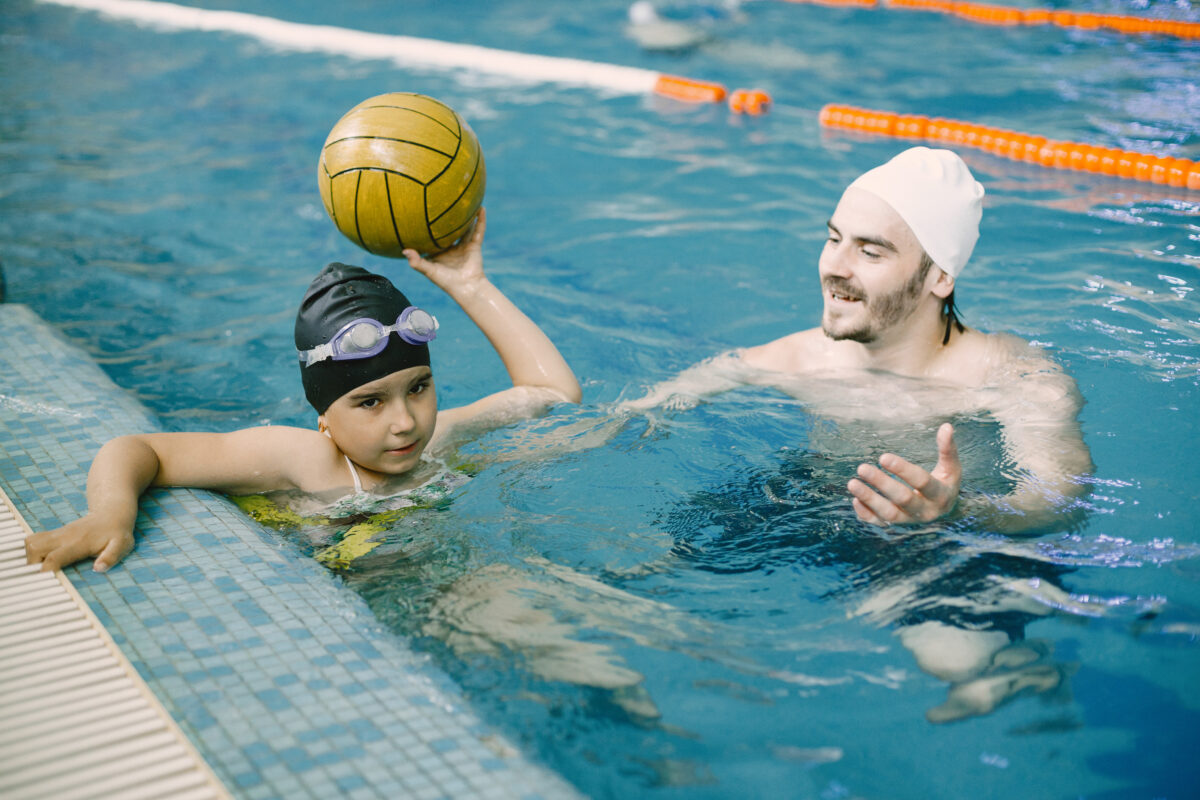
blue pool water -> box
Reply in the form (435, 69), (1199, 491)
(2, 0), (1199, 798)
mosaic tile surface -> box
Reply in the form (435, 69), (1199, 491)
(0, 304), (582, 800)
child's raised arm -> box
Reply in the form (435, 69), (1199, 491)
(404, 208), (582, 440)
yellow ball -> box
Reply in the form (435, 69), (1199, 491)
(317, 92), (486, 257)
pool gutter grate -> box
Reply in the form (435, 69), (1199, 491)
(0, 487), (232, 800)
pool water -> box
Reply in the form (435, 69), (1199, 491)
(2, 0), (1199, 797)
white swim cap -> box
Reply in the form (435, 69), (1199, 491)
(847, 147), (984, 279)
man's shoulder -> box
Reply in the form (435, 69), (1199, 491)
(984, 331), (1066, 376)
(940, 329), (1053, 381)
(954, 330), (1082, 409)
(741, 328), (833, 373)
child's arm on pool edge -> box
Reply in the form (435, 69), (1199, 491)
(24, 435), (162, 573)
(25, 427), (334, 572)
(404, 208), (582, 440)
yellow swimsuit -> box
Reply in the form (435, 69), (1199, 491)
(233, 455), (471, 569)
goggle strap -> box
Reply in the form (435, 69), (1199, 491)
(300, 342), (335, 366)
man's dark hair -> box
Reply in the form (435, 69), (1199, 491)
(918, 251), (964, 345)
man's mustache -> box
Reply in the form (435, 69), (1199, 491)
(823, 277), (865, 301)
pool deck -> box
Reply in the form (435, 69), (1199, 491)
(0, 303), (582, 800)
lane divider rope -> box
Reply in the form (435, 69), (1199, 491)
(819, 104), (1200, 190)
(890, 0), (1200, 38)
(782, 0), (1199, 38)
(36, 0), (772, 112)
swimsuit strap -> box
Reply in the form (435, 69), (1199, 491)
(343, 454), (364, 494)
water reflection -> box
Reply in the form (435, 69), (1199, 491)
(659, 436), (1080, 723)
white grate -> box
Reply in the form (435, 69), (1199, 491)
(0, 488), (231, 800)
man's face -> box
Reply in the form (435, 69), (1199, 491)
(818, 187), (932, 344)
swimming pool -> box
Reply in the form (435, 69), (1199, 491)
(2, 0), (1198, 797)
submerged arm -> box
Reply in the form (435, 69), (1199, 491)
(850, 361), (1093, 533)
(972, 364), (1093, 531)
(620, 351), (759, 411)
(623, 329), (821, 412)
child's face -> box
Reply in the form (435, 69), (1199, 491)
(320, 366), (438, 477)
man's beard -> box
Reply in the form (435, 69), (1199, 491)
(821, 263), (929, 344)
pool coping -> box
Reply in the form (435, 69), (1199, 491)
(0, 485), (233, 800)
(0, 303), (582, 800)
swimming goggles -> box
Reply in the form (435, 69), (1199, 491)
(298, 306), (439, 366)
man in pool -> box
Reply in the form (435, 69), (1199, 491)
(630, 146), (1094, 720)
(631, 146), (1093, 531)
(25, 209), (582, 573)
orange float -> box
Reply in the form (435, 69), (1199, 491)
(816, 103), (1198, 191)
(894, 114), (929, 138)
(1165, 159), (1189, 188)
(1020, 8), (1052, 25)
(880, 0), (1197, 39)
(728, 88), (773, 116)
(653, 75), (728, 104)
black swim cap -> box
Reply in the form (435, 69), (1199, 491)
(295, 262), (432, 413)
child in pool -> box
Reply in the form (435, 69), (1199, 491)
(25, 209), (582, 573)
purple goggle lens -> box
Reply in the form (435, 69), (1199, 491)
(299, 306), (438, 367)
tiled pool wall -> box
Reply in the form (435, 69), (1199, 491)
(0, 302), (581, 800)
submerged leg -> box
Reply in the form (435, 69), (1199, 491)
(424, 563), (661, 718)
